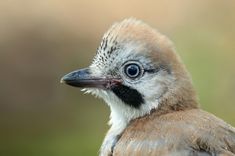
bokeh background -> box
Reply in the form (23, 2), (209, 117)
(0, 0), (235, 155)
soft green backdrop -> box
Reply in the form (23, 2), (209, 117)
(0, 0), (234, 155)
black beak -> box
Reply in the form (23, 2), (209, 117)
(60, 68), (122, 89)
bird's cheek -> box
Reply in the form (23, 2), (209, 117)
(110, 84), (145, 108)
(134, 81), (167, 101)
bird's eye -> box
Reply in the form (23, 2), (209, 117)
(124, 63), (142, 79)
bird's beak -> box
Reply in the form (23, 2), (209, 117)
(60, 68), (122, 89)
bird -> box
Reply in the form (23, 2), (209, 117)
(61, 18), (235, 156)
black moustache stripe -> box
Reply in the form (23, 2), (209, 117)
(111, 84), (144, 108)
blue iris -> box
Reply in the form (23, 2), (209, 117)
(125, 64), (140, 78)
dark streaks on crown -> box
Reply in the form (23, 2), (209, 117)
(94, 33), (122, 69)
(103, 38), (108, 51)
(107, 46), (117, 55)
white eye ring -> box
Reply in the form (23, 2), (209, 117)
(125, 64), (140, 78)
(122, 61), (144, 80)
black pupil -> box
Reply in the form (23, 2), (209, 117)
(126, 64), (140, 78)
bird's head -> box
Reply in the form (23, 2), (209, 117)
(61, 18), (198, 126)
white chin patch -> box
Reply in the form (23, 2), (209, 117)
(81, 88), (102, 98)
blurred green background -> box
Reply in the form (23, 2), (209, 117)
(0, 0), (235, 155)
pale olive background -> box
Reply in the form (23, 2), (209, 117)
(0, 0), (235, 156)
